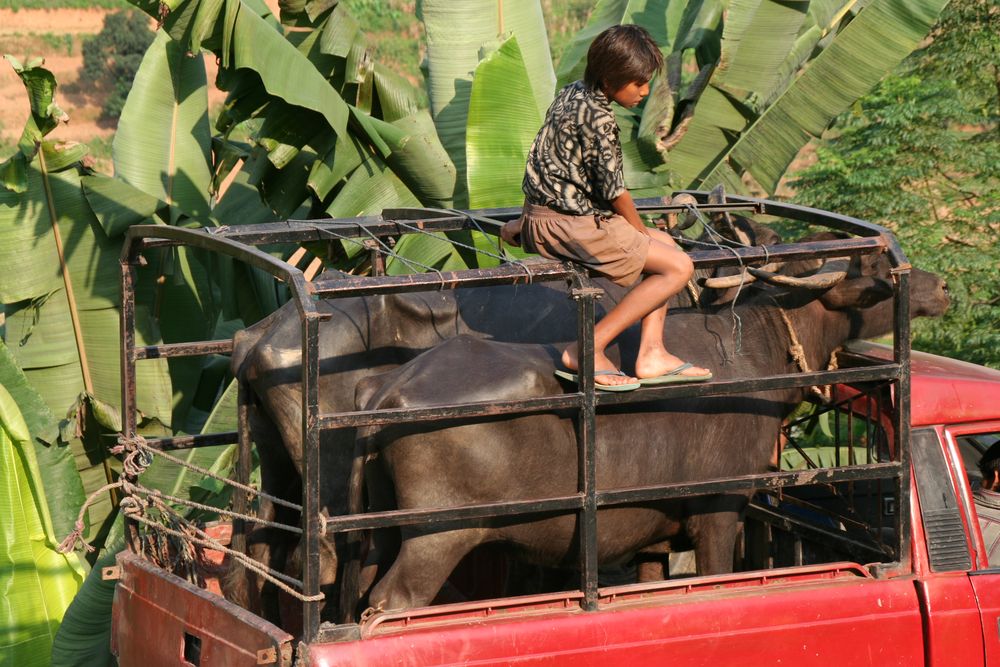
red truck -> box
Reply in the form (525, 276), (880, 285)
(108, 198), (1000, 666)
(111, 341), (1000, 666)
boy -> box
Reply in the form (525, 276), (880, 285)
(503, 24), (711, 391)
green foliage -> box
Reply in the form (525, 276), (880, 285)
(791, 0), (999, 368)
(80, 10), (155, 121)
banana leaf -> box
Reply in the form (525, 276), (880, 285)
(467, 36), (541, 209)
(113, 30), (212, 222)
(0, 55), (68, 194)
(713, 0), (809, 100)
(327, 154), (421, 219)
(667, 0), (809, 187)
(0, 342), (84, 553)
(49, 529), (123, 667)
(418, 0), (556, 205)
(0, 382), (84, 667)
(703, 0), (951, 192)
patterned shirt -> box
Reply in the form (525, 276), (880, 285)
(974, 487), (1000, 567)
(522, 80), (626, 216)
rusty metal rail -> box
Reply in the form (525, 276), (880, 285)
(118, 192), (912, 644)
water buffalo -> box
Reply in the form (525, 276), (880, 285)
(347, 251), (949, 612)
(226, 224), (947, 622)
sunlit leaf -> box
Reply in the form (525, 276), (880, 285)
(467, 35), (541, 209)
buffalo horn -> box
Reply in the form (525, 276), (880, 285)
(747, 257), (851, 289)
(701, 262), (781, 289)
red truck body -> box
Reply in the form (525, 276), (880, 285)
(111, 343), (1000, 666)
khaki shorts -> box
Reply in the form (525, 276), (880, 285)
(520, 204), (650, 287)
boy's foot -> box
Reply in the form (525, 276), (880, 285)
(554, 369), (641, 392)
(560, 347), (638, 389)
(636, 362), (712, 385)
(635, 350), (711, 381)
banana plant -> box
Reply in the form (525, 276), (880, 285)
(0, 56), (174, 546)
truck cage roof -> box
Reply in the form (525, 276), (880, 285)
(116, 191), (915, 644)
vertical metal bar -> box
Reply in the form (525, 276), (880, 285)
(847, 409), (855, 509)
(866, 392), (874, 464)
(573, 282), (599, 611)
(893, 269), (912, 567)
(365, 239), (386, 276)
(835, 406), (841, 468)
(119, 255), (138, 548)
(301, 313), (323, 642)
(232, 379), (254, 557)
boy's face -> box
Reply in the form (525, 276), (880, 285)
(609, 80), (650, 108)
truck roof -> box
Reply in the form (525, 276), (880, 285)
(843, 340), (1000, 427)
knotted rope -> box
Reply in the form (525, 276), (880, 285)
(777, 308), (841, 403)
(58, 433), (324, 603)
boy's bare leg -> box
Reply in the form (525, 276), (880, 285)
(560, 231), (708, 386)
(634, 227), (709, 378)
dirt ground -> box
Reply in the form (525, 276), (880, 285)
(0, 5), (272, 159)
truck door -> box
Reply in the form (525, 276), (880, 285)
(943, 423), (1000, 665)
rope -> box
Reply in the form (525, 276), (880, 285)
(114, 434), (301, 512)
(59, 432), (323, 603)
(57, 480), (125, 553)
(306, 213), (536, 285)
(675, 202), (756, 360)
(777, 308), (839, 403)
(127, 508), (324, 602)
(394, 219), (536, 282)
(129, 485), (302, 535)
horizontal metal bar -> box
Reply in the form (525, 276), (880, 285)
(156, 201), (760, 246)
(309, 260), (575, 298)
(133, 340), (234, 360)
(319, 395), (581, 430)
(597, 462), (902, 506)
(597, 365), (900, 406)
(685, 236), (886, 268)
(318, 365), (899, 431)
(309, 237), (885, 300)
(680, 192), (890, 239)
(143, 431), (239, 451)
(322, 462), (901, 534)
(323, 494), (585, 533)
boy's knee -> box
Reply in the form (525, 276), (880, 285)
(675, 253), (695, 281)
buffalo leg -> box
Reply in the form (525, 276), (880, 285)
(685, 495), (747, 575)
(367, 528), (485, 611)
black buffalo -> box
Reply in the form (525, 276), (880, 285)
(227, 230), (948, 622)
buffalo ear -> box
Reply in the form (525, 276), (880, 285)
(819, 277), (894, 310)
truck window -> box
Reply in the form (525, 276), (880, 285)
(954, 431), (1000, 489)
(741, 392), (898, 572)
(951, 428), (1000, 568)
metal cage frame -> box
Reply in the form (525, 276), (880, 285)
(117, 192), (913, 644)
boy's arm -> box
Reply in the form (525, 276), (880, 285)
(610, 190), (646, 233)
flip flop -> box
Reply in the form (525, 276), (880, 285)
(554, 368), (641, 392)
(637, 362), (713, 386)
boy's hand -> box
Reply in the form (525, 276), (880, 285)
(501, 218), (523, 247)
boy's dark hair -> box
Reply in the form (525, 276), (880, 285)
(584, 24), (663, 93)
(979, 440), (1000, 483)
